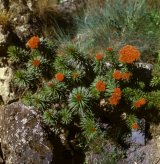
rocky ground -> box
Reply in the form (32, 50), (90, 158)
(86, 128), (160, 164)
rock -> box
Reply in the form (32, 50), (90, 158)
(135, 62), (153, 70)
(0, 102), (54, 164)
(124, 136), (160, 164)
(8, 1), (41, 41)
(0, 66), (13, 104)
(0, 25), (12, 57)
(131, 130), (145, 145)
(131, 119), (146, 145)
(85, 122), (160, 164)
(0, 156), (3, 164)
(122, 123), (160, 164)
(85, 141), (124, 164)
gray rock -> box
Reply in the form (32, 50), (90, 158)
(85, 141), (124, 164)
(124, 137), (160, 164)
(131, 130), (145, 145)
(122, 123), (160, 164)
(131, 119), (146, 146)
(135, 62), (153, 70)
(0, 102), (54, 164)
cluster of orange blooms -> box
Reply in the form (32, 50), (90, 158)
(113, 70), (132, 81)
(106, 47), (113, 51)
(27, 36), (40, 49)
(119, 45), (140, 64)
(96, 80), (106, 92)
(55, 73), (65, 82)
(27, 36), (41, 67)
(27, 36), (146, 110)
(133, 98), (146, 108)
(108, 88), (122, 106)
(131, 123), (139, 130)
(95, 53), (104, 61)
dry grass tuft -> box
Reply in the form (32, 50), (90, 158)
(33, 0), (77, 38)
(147, 0), (160, 9)
(33, 0), (62, 37)
(0, 10), (10, 26)
(35, 0), (58, 18)
(86, 0), (105, 9)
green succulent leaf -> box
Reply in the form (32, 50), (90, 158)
(59, 108), (73, 125)
(68, 87), (91, 113)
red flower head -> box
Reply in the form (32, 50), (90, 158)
(96, 80), (106, 92)
(108, 97), (119, 106)
(113, 70), (123, 80)
(106, 47), (113, 51)
(33, 59), (40, 67)
(113, 88), (122, 95)
(119, 45), (140, 64)
(27, 36), (40, 49)
(122, 72), (132, 81)
(95, 53), (104, 61)
(134, 98), (146, 108)
(108, 88), (122, 106)
(131, 123), (139, 130)
(55, 73), (65, 82)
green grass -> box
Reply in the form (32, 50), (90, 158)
(76, 0), (160, 61)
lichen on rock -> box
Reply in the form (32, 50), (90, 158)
(0, 102), (54, 164)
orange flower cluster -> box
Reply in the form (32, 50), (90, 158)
(33, 59), (40, 67)
(95, 53), (104, 61)
(131, 123), (139, 130)
(96, 81), (106, 92)
(27, 36), (40, 49)
(55, 73), (65, 82)
(108, 88), (122, 106)
(72, 72), (78, 79)
(119, 45), (140, 64)
(122, 72), (132, 80)
(106, 47), (113, 51)
(113, 70), (122, 80)
(134, 98), (146, 108)
(113, 70), (132, 81)
(76, 93), (82, 101)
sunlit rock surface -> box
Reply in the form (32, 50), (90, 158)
(0, 66), (13, 104)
